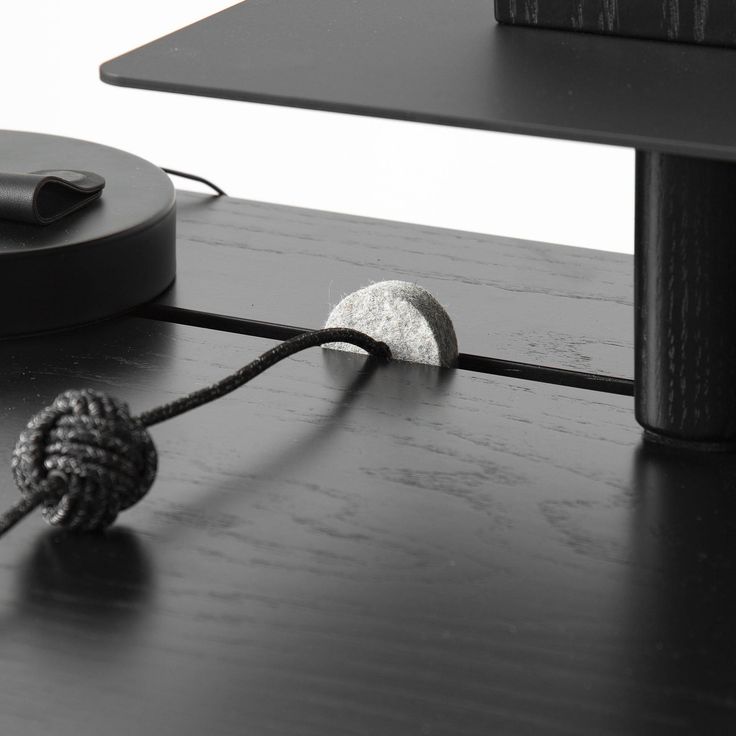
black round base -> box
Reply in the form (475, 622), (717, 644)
(0, 131), (176, 338)
(642, 429), (736, 454)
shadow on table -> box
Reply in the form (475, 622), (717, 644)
(14, 526), (155, 643)
(154, 348), (456, 534)
(624, 443), (736, 729)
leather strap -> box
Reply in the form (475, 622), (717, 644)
(0, 170), (105, 225)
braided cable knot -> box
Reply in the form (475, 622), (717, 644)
(11, 389), (157, 531)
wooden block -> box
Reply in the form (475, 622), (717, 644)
(495, 0), (736, 48)
(1, 318), (735, 733)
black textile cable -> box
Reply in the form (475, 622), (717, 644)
(161, 168), (227, 196)
(0, 328), (390, 539)
(138, 328), (388, 427)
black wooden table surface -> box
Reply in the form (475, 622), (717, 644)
(1, 193), (735, 734)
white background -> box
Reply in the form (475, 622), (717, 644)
(1, 1), (634, 254)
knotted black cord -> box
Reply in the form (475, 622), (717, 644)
(0, 328), (390, 539)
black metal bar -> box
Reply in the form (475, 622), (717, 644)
(135, 303), (634, 396)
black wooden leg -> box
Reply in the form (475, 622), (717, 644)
(635, 151), (736, 449)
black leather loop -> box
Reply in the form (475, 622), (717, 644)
(0, 170), (105, 225)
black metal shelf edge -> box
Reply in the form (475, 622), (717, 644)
(101, 0), (736, 161)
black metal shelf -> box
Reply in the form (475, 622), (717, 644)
(101, 0), (736, 160)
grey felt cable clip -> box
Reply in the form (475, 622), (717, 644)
(324, 280), (459, 368)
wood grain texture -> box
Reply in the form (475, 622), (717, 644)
(1, 318), (735, 734)
(161, 192), (633, 380)
(635, 152), (736, 445)
(495, 0), (736, 48)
